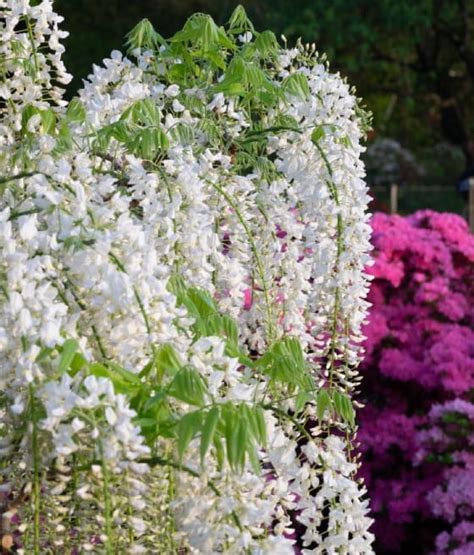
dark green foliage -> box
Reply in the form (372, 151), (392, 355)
(57, 0), (474, 175)
(262, 0), (474, 170)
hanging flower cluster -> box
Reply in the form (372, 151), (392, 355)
(0, 2), (374, 553)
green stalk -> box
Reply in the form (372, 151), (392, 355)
(66, 278), (108, 359)
(314, 141), (358, 479)
(140, 456), (243, 532)
(108, 252), (157, 359)
(99, 443), (114, 554)
(210, 181), (276, 344)
(262, 403), (313, 443)
(165, 445), (177, 551)
(0, 172), (41, 185)
(314, 132), (343, 389)
(25, 16), (40, 78)
(29, 385), (41, 555)
(328, 212), (343, 390)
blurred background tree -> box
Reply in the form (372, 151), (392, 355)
(57, 0), (241, 94)
(57, 0), (474, 209)
(261, 0), (474, 168)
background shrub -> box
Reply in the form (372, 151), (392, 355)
(359, 210), (474, 553)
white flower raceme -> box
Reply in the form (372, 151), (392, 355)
(0, 3), (374, 553)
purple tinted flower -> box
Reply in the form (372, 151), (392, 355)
(358, 211), (474, 553)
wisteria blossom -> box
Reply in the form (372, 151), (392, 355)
(0, 2), (374, 553)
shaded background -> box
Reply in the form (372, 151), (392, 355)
(56, 0), (474, 213)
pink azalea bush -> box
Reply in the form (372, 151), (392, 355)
(358, 210), (474, 553)
(418, 400), (474, 555)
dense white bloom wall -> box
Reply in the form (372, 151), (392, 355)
(0, 1), (374, 553)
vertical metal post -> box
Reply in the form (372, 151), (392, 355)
(469, 178), (474, 233)
(390, 183), (398, 215)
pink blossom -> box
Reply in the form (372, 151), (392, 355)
(358, 210), (474, 553)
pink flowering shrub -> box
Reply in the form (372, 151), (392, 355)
(358, 210), (474, 553)
(418, 400), (474, 555)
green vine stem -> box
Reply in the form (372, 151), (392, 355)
(210, 180), (276, 345)
(139, 456), (243, 532)
(313, 137), (344, 391)
(28, 384), (41, 555)
(108, 252), (158, 363)
(99, 442), (114, 554)
(25, 16), (40, 78)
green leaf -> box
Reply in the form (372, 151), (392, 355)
(89, 362), (141, 394)
(200, 406), (220, 464)
(130, 127), (169, 159)
(223, 405), (239, 470)
(256, 336), (312, 393)
(245, 63), (274, 92)
(341, 394), (356, 428)
(21, 104), (38, 134)
(228, 5), (255, 34)
(168, 62), (188, 83)
(317, 389), (331, 421)
(222, 315), (238, 347)
(55, 122), (73, 152)
(295, 391), (311, 413)
(171, 14), (233, 51)
(139, 344), (181, 380)
(282, 73), (311, 99)
(156, 344), (182, 377)
(340, 135), (352, 147)
(254, 31), (278, 57)
(168, 366), (208, 406)
(242, 404), (266, 447)
(178, 410), (202, 460)
(62, 236), (96, 252)
(35, 346), (54, 364)
(236, 416), (248, 471)
(126, 18), (166, 52)
(135, 417), (159, 430)
(171, 15), (204, 43)
(285, 337), (306, 370)
(311, 126), (326, 144)
(70, 352), (88, 376)
(58, 339), (79, 374)
(213, 56), (246, 95)
(121, 99), (161, 125)
(89, 362), (109, 379)
(169, 123), (195, 146)
(167, 274), (187, 300)
(202, 48), (227, 70)
(106, 362), (142, 384)
(40, 109), (56, 135)
(274, 114), (300, 130)
(332, 391), (355, 428)
(20, 105), (56, 135)
(143, 391), (167, 412)
(95, 121), (130, 150)
(333, 390), (344, 417)
(246, 441), (261, 474)
(66, 98), (85, 122)
(214, 23), (235, 51)
(187, 288), (217, 317)
(254, 406), (267, 447)
(202, 17), (219, 50)
(214, 79), (246, 96)
(213, 435), (225, 470)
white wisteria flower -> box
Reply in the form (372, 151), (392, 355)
(0, 2), (374, 553)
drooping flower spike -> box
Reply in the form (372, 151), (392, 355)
(0, 2), (374, 553)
